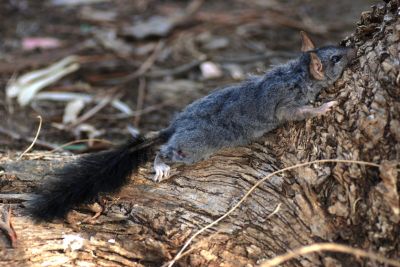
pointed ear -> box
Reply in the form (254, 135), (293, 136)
(309, 52), (324, 80)
(300, 31), (315, 52)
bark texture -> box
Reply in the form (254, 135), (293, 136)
(1, 1), (399, 266)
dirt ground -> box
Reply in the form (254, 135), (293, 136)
(0, 0), (373, 152)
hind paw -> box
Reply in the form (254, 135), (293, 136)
(153, 163), (171, 182)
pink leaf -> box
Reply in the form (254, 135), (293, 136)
(22, 37), (62, 51)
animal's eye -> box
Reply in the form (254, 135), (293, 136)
(331, 55), (342, 63)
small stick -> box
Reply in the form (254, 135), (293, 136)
(17, 115), (42, 160)
(81, 203), (104, 223)
(267, 202), (282, 219)
(259, 242), (400, 267)
(0, 206), (17, 248)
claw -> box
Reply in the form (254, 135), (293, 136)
(318, 101), (338, 115)
(326, 100), (338, 107)
(153, 163), (171, 182)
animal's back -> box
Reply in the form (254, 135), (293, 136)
(164, 77), (283, 163)
(170, 59), (305, 145)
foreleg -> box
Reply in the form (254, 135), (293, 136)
(276, 101), (337, 122)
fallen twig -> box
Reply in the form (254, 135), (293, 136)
(258, 243), (400, 267)
(17, 115), (42, 160)
(81, 202), (104, 223)
(266, 202), (281, 219)
(0, 206), (17, 248)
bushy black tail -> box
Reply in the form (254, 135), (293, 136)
(28, 134), (165, 221)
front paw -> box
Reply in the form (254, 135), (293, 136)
(318, 101), (338, 115)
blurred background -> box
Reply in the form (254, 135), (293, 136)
(0, 0), (375, 153)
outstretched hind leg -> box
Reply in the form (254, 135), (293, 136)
(152, 145), (195, 182)
(153, 153), (171, 182)
(152, 134), (209, 182)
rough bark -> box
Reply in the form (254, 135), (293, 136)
(1, 1), (399, 266)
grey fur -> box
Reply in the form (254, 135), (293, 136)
(153, 46), (354, 180)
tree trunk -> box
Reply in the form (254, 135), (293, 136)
(1, 1), (399, 266)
